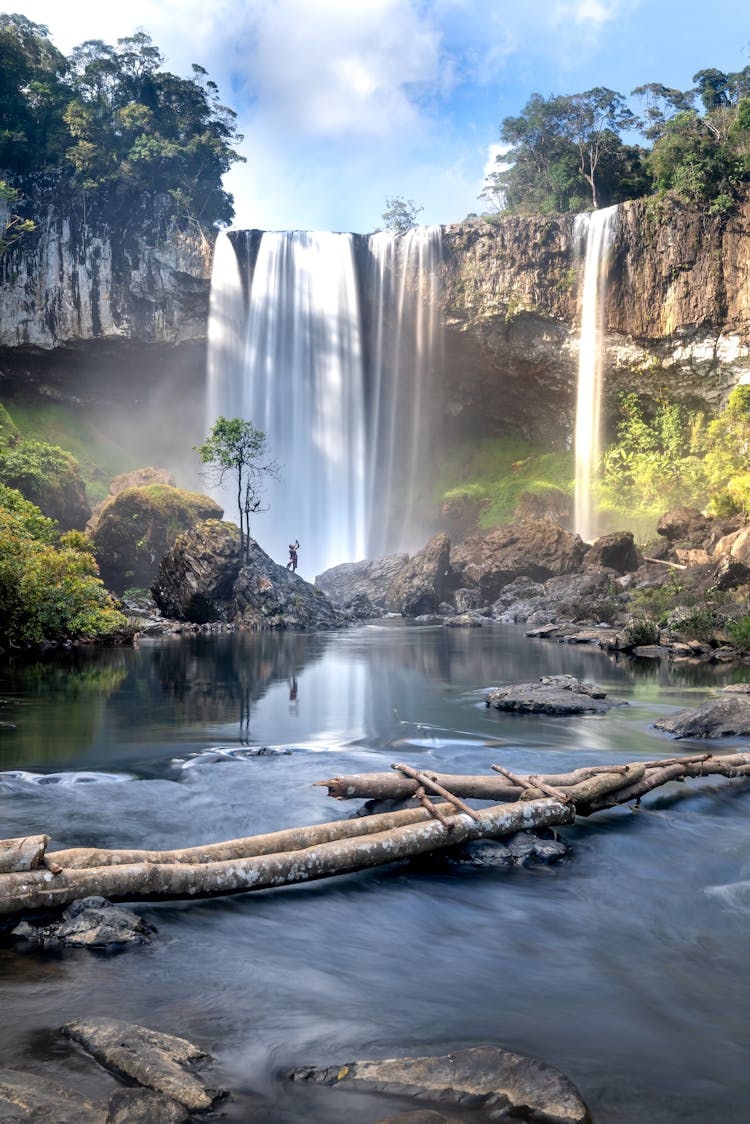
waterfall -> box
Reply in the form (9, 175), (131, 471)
(362, 226), (443, 557)
(573, 205), (618, 543)
(206, 226), (443, 575)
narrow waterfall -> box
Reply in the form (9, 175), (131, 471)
(206, 230), (366, 579)
(206, 226), (443, 574)
(573, 205), (618, 542)
(362, 226), (444, 557)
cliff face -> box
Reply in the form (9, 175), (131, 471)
(440, 194), (750, 441)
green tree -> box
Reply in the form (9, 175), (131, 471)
(0, 180), (35, 255)
(380, 196), (423, 233)
(194, 418), (279, 564)
(563, 87), (639, 208)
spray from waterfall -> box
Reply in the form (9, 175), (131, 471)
(206, 226), (443, 575)
(573, 205), (618, 542)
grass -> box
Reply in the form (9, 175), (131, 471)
(434, 436), (574, 528)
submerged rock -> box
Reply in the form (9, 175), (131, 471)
(654, 694), (750, 738)
(290, 1044), (591, 1124)
(62, 1018), (223, 1112)
(0, 1068), (105, 1122)
(486, 674), (624, 715)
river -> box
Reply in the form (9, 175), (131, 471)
(1, 621), (749, 1122)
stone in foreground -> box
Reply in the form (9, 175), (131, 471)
(654, 694), (750, 738)
(290, 1044), (591, 1124)
(486, 674), (624, 715)
(0, 1069), (105, 1122)
(62, 1018), (223, 1112)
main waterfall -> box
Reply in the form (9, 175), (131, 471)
(573, 205), (618, 542)
(206, 227), (443, 577)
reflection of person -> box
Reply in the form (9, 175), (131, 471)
(289, 675), (299, 715)
(286, 539), (300, 572)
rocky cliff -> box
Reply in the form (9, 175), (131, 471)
(441, 193), (750, 441)
(2, 185), (749, 449)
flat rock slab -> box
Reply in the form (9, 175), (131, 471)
(655, 694), (750, 738)
(290, 1044), (591, 1124)
(0, 1068), (106, 1122)
(62, 1018), (223, 1112)
(486, 674), (624, 715)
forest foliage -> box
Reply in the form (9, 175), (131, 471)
(483, 66), (750, 215)
(0, 13), (244, 231)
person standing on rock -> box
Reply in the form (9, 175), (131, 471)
(287, 540), (300, 572)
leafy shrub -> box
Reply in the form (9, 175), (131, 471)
(625, 616), (661, 647)
(727, 614), (750, 650)
(0, 484), (126, 646)
(669, 607), (718, 641)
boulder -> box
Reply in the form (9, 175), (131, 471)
(12, 896), (153, 948)
(709, 554), (750, 591)
(452, 521), (587, 603)
(233, 538), (340, 630)
(486, 674), (624, 715)
(152, 520), (242, 622)
(62, 1019), (223, 1112)
(384, 534), (452, 616)
(0, 1069), (105, 1122)
(316, 553), (409, 607)
(513, 488), (573, 528)
(730, 525), (750, 565)
(290, 1044), (591, 1124)
(654, 694), (750, 738)
(656, 506), (709, 543)
(585, 531), (641, 573)
(87, 467), (176, 530)
(0, 440), (90, 530)
(90, 485), (222, 594)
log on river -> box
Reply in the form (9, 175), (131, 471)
(1, 752), (748, 917)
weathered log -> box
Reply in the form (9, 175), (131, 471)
(0, 835), (49, 873)
(315, 770), (521, 802)
(0, 798), (574, 916)
(393, 763), (480, 821)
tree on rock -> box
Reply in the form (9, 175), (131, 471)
(194, 417), (279, 564)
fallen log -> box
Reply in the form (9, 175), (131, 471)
(0, 798), (574, 917)
(0, 835), (49, 874)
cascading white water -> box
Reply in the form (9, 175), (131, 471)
(206, 225), (443, 574)
(363, 226), (443, 557)
(207, 230), (366, 578)
(573, 205), (618, 542)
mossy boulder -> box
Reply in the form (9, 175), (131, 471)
(89, 485), (222, 594)
(0, 404), (90, 530)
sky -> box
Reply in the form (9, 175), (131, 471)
(9, 1), (750, 233)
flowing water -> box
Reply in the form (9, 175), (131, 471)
(206, 227), (443, 576)
(574, 206), (618, 543)
(1, 624), (749, 1122)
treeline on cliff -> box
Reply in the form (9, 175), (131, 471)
(483, 69), (750, 216)
(0, 13), (243, 232)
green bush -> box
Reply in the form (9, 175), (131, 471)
(727, 614), (750, 650)
(625, 616), (661, 647)
(0, 484), (126, 646)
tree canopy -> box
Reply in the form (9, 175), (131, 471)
(484, 59), (750, 216)
(0, 14), (244, 231)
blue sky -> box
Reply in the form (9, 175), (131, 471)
(12, 1), (750, 233)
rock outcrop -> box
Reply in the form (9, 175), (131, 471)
(316, 553), (409, 607)
(384, 533), (452, 616)
(486, 674), (625, 715)
(89, 484), (222, 594)
(451, 520), (587, 602)
(153, 521), (341, 630)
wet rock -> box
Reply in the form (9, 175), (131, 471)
(12, 897), (153, 948)
(656, 506), (710, 543)
(452, 521), (587, 603)
(107, 1087), (190, 1123)
(442, 839), (514, 868)
(505, 831), (572, 864)
(374, 1112), (460, 1124)
(444, 613), (481, 627)
(316, 553), (409, 607)
(152, 519), (242, 622)
(384, 534), (452, 617)
(655, 694), (750, 738)
(0, 1068), (106, 1122)
(62, 1018), (223, 1112)
(585, 530), (641, 573)
(90, 484), (222, 594)
(290, 1044), (591, 1124)
(486, 674), (624, 715)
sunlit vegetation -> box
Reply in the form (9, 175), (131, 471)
(0, 13), (244, 234)
(597, 386), (750, 532)
(0, 484), (127, 646)
(483, 65), (750, 215)
(435, 437), (574, 528)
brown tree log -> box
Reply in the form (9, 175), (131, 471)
(0, 835), (49, 874)
(0, 799), (574, 916)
